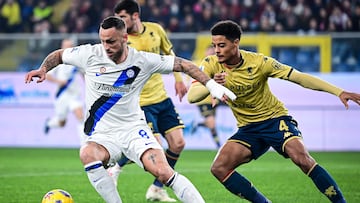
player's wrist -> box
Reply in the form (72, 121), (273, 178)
(205, 79), (217, 90)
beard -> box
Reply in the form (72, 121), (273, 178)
(110, 46), (124, 63)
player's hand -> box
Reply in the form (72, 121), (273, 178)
(213, 72), (227, 85)
(175, 81), (188, 102)
(339, 91), (360, 109)
(25, 69), (47, 84)
(205, 79), (236, 104)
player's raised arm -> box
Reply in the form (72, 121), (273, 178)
(25, 49), (64, 84)
(172, 56), (236, 102)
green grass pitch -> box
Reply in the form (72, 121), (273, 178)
(0, 148), (359, 203)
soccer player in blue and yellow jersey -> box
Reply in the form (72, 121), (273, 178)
(188, 20), (360, 203)
(108, 0), (187, 202)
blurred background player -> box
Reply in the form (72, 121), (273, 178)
(44, 38), (86, 145)
(107, 0), (188, 202)
(191, 45), (221, 149)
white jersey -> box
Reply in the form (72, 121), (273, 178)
(62, 44), (174, 136)
(48, 64), (81, 98)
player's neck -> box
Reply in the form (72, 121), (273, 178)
(117, 46), (129, 64)
(224, 54), (243, 69)
(133, 22), (144, 35)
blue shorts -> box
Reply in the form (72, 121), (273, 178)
(141, 98), (185, 137)
(229, 116), (302, 159)
(197, 104), (216, 118)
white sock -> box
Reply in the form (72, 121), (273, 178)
(168, 172), (205, 203)
(85, 161), (122, 203)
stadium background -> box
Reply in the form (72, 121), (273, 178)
(0, 0), (359, 150)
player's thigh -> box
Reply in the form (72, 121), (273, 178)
(164, 128), (185, 152)
(122, 123), (163, 168)
(284, 138), (315, 169)
(82, 131), (123, 165)
(212, 141), (252, 170)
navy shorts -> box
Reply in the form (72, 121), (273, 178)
(229, 116), (302, 159)
(141, 98), (185, 137)
(197, 104), (216, 118)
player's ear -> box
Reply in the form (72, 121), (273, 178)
(122, 32), (128, 42)
(233, 38), (240, 46)
(133, 12), (140, 21)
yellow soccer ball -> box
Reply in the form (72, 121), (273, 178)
(41, 189), (74, 203)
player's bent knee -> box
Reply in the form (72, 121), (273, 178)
(170, 140), (185, 152)
(79, 143), (106, 165)
(210, 163), (223, 178)
(291, 154), (316, 173)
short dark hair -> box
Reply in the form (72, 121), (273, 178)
(210, 20), (243, 42)
(101, 16), (126, 30)
(114, 0), (140, 15)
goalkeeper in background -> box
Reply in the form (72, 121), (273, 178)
(188, 20), (360, 202)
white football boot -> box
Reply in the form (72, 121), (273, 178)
(106, 162), (122, 187)
(145, 184), (177, 202)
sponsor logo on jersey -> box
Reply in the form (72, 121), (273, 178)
(271, 60), (284, 70)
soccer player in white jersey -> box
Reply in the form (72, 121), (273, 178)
(44, 38), (86, 145)
(25, 16), (235, 203)
(111, 1), (187, 201)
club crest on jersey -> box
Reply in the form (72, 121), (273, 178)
(204, 57), (210, 63)
(126, 69), (135, 78)
(247, 67), (253, 79)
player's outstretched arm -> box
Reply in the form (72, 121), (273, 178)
(173, 57), (236, 102)
(339, 91), (360, 109)
(187, 81), (210, 103)
(25, 49), (64, 84)
(288, 70), (360, 109)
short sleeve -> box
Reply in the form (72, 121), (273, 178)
(62, 44), (93, 72)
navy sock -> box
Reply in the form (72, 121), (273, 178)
(210, 128), (221, 148)
(165, 149), (179, 169)
(222, 171), (268, 203)
(308, 164), (346, 203)
(153, 149), (180, 187)
(117, 156), (130, 167)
